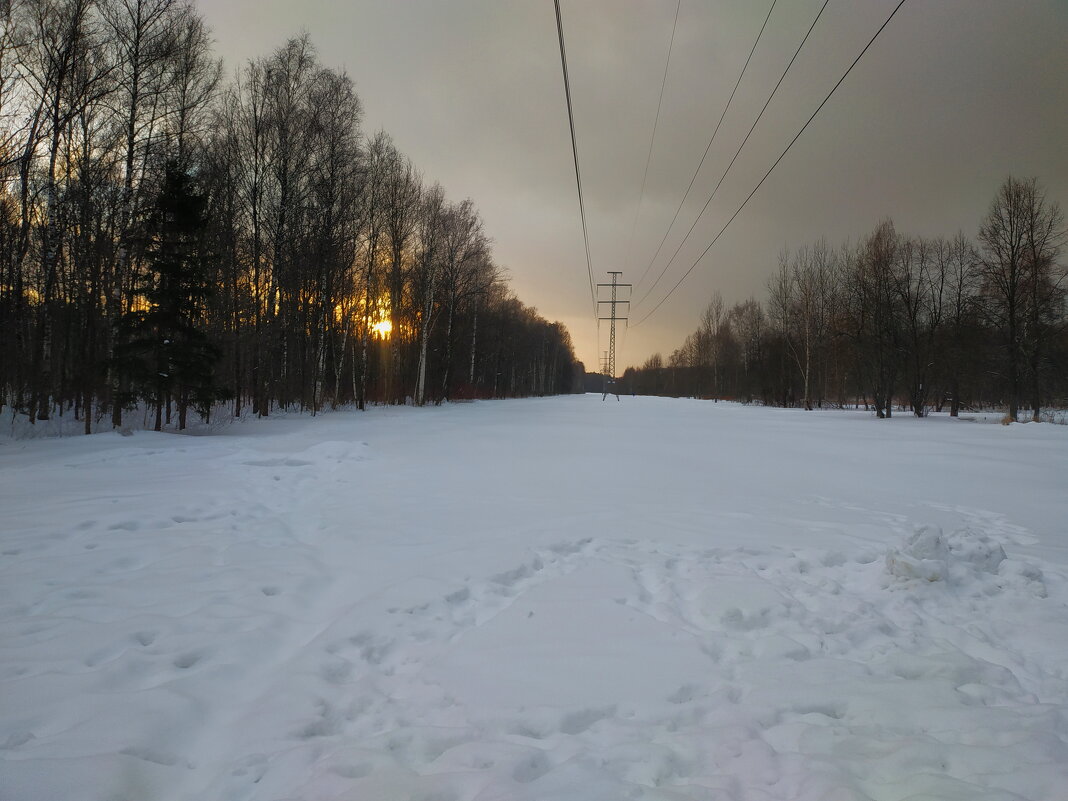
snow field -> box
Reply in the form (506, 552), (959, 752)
(1, 396), (1067, 800)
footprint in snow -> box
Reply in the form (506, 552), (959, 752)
(119, 746), (183, 767)
(173, 650), (206, 669)
(512, 750), (552, 783)
(243, 457), (313, 468)
(321, 658), (355, 684)
(106, 555), (140, 571)
(230, 752), (268, 782)
(489, 557), (544, 589)
(2, 731), (35, 750)
(547, 537), (594, 556)
(793, 701), (847, 720)
(667, 684), (701, 704)
(508, 721), (551, 740)
(559, 706), (615, 735)
(331, 762), (372, 779)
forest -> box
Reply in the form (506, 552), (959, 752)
(0, 0), (581, 433)
(623, 177), (1067, 422)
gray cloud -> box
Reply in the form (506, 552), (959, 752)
(196, 0), (1068, 369)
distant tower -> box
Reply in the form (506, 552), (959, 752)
(597, 271), (630, 401)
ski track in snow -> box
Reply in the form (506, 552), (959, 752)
(1, 397), (1067, 801)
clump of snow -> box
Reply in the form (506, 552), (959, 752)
(886, 524), (950, 581)
(887, 525), (1007, 584)
(949, 525), (1007, 573)
(998, 557), (1048, 598)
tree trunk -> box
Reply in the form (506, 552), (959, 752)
(358, 327), (369, 411)
(1029, 346), (1041, 422)
(469, 306), (478, 387)
(1007, 310), (1019, 421)
(440, 294), (455, 401)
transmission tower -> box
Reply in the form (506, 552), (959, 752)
(597, 271), (630, 400)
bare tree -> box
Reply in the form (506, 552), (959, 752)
(629, 187), (1063, 416)
(381, 145), (420, 404)
(356, 129), (389, 409)
(841, 221), (901, 418)
(436, 197), (490, 401)
(22, 0), (112, 421)
(164, 6), (220, 169)
(695, 291), (724, 398)
(412, 182), (445, 406)
(305, 65), (362, 410)
(770, 242), (835, 410)
(1020, 180), (1065, 421)
(893, 236), (946, 416)
(937, 233), (979, 416)
(0, 18), (583, 424)
(978, 176), (1065, 421)
(102, 0), (186, 426)
(727, 298), (765, 402)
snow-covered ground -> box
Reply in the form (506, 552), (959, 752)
(2, 396), (1066, 801)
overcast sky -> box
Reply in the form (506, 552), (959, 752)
(194, 0), (1068, 371)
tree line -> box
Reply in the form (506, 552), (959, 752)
(623, 176), (1067, 421)
(0, 0), (580, 433)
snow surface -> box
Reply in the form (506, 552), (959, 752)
(2, 395), (1067, 801)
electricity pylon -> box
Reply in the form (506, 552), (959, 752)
(597, 271), (630, 401)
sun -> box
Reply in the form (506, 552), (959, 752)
(371, 319), (392, 339)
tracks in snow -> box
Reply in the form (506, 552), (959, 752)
(6, 427), (1062, 801)
(204, 522), (1065, 801)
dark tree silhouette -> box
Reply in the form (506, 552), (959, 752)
(113, 162), (225, 430)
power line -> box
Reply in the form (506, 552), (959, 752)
(623, 0), (681, 278)
(554, 0), (597, 314)
(636, 0), (910, 327)
(636, 0), (828, 310)
(632, 0), (778, 296)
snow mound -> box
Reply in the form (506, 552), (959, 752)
(998, 557), (1048, 598)
(886, 525), (951, 581)
(886, 525), (1005, 583)
(949, 525), (1008, 573)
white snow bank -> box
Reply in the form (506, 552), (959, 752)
(886, 524), (1049, 602)
(886, 524), (1007, 582)
(2, 396), (1067, 800)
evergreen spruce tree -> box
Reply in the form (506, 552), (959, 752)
(113, 162), (227, 430)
